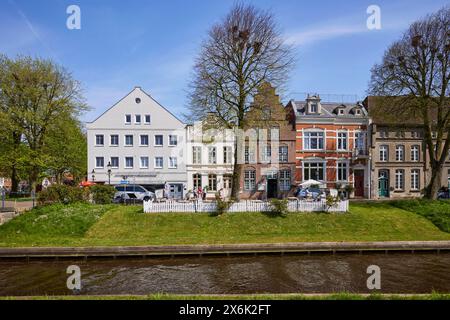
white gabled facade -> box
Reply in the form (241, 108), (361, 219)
(86, 87), (187, 198)
(186, 122), (235, 198)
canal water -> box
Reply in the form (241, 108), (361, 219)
(0, 252), (449, 296)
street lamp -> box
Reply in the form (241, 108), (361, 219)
(91, 169), (95, 182)
(107, 161), (112, 185)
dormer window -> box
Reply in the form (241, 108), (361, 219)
(355, 109), (362, 115)
(310, 103), (318, 113)
(338, 109), (344, 115)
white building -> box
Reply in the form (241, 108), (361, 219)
(86, 87), (187, 198)
(186, 122), (235, 198)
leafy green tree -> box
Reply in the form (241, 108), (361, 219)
(0, 55), (87, 191)
(44, 114), (87, 184)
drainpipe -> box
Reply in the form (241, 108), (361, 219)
(367, 118), (373, 199)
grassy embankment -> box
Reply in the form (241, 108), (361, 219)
(1, 293), (450, 300)
(0, 201), (449, 247)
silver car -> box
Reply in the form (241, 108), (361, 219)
(114, 184), (155, 202)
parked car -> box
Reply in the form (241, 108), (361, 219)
(437, 187), (450, 199)
(296, 187), (323, 199)
(114, 184), (156, 203)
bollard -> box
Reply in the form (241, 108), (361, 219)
(1, 188), (5, 209)
(31, 190), (35, 208)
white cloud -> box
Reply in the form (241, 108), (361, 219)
(285, 24), (368, 47)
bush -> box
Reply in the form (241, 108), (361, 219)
(325, 195), (340, 212)
(269, 199), (289, 217)
(90, 185), (116, 204)
(37, 184), (85, 205)
(213, 193), (233, 216)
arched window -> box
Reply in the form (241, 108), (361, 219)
(244, 169), (256, 191)
(208, 174), (217, 191)
(193, 174), (201, 190)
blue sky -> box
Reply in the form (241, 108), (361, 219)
(1, 0), (448, 123)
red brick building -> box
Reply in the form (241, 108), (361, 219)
(285, 94), (370, 198)
(239, 83), (297, 199)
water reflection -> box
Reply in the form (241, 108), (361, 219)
(0, 252), (449, 296)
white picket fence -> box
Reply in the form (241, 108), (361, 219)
(143, 199), (349, 213)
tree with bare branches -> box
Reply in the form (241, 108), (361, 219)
(369, 6), (450, 199)
(187, 3), (294, 200)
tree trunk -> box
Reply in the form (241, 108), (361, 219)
(425, 161), (443, 200)
(10, 166), (19, 193)
(30, 167), (40, 193)
(231, 137), (242, 201)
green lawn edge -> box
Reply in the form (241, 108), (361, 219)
(0, 201), (449, 247)
(1, 293), (450, 300)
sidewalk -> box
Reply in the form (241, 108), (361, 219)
(1, 241), (449, 259)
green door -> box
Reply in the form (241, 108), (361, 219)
(378, 171), (389, 197)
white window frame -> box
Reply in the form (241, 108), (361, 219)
(140, 156), (149, 169)
(144, 114), (151, 124)
(411, 145), (419, 162)
(140, 135), (149, 146)
(395, 145), (405, 161)
(303, 131), (324, 151)
(337, 162), (348, 181)
(193, 174), (202, 189)
(244, 170), (256, 191)
(154, 157), (163, 169)
(192, 146), (202, 164)
(95, 157), (104, 168)
(168, 135), (178, 146)
(154, 135), (163, 147)
(337, 131), (348, 151)
(110, 135), (119, 146)
(125, 157), (134, 169)
(279, 145), (288, 163)
(110, 157), (119, 169)
(95, 134), (104, 146)
(135, 114), (141, 124)
(208, 174), (217, 191)
(303, 161), (326, 181)
(411, 169), (420, 191)
(279, 170), (291, 191)
(379, 145), (388, 162)
(208, 146), (217, 164)
(261, 145), (271, 163)
(244, 145), (256, 164)
(125, 114), (131, 124)
(223, 146), (232, 164)
(125, 135), (133, 147)
(395, 169), (404, 190)
(169, 157), (178, 169)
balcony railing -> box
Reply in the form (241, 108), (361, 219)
(352, 148), (369, 158)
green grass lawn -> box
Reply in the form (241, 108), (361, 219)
(0, 201), (449, 247)
(389, 199), (450, 232)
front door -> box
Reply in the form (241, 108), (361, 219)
(378, 170), (389, 197)
(354, 170), (364, 197)
(169, 184), (183, 199)
(267, 179), (278, 199)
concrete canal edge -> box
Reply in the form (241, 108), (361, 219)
(0, 241), (450, 259)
